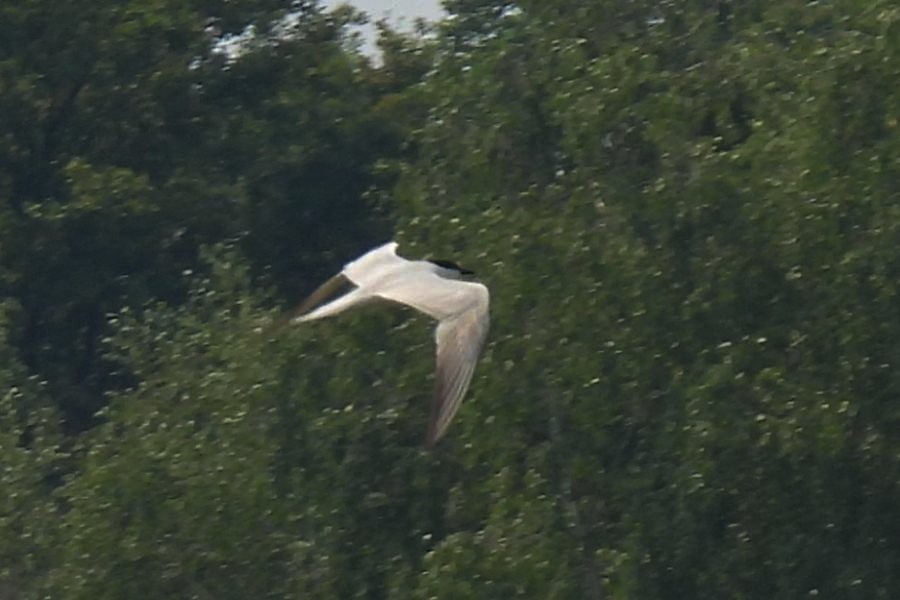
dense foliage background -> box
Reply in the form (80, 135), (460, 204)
(1, 0), (898, 597)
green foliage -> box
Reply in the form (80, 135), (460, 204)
(47, 252), (287, 598)
(0, 302), (65, 595)
(3, 0), (900, 597)
(44, 249), (458, 598)
(388, 0), (900, 596)
(0, 0), (396, 430)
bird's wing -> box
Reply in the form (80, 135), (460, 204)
(426, 284), (490, 446)
(372, 272), (481, 321)
(343, 241), (403, 287)
(264, 272), (355, 334)
(373, 276), (489, 444)
(266, 241), (401, 334)
(293, 272), (353, 317)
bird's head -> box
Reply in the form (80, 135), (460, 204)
(428, 258), (475, 278)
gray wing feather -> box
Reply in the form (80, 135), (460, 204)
(373, 273), (475, 321)
(265, 272), (351, 335)
(291, 272), (352, 316)
(426, 302), (489, 447)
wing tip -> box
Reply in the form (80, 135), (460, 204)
(424, 397), (451, 449)
(424, 412), (438, 447)
(424, 426), (443, 450)
(379, 240), (400, 254)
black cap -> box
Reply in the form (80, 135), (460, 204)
(428, 259), (474, 275)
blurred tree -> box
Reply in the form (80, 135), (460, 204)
(387, 0), (900, 596)
(0, 0), (398, 430)
(44, 248), (463, 598)
(0, 301), (65, 595)
(4, 0), (900, 597)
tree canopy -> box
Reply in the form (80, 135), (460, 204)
(2, 0), (898, 597)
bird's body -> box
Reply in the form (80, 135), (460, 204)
(285, 241), (489, 447)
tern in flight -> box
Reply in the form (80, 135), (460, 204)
(277, 241), (490, 447)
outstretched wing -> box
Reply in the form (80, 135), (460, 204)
(264, 272), (353, 335)
(265, 241), (401, 334)
(372, 272), (480, 321)
(343, 241), (402, 286)
(425, 285), (490, 447)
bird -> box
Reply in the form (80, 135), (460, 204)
(276, 241), (490, 447)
